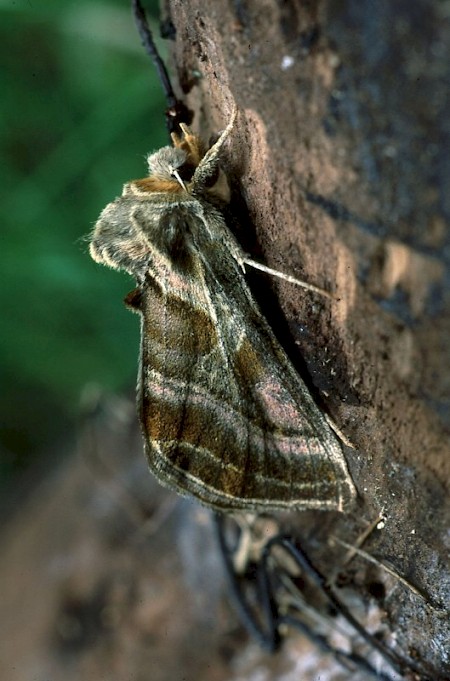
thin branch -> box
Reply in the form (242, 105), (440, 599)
(131, 0), (193, 134)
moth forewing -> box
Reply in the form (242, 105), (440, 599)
(90, 108), (356, 514)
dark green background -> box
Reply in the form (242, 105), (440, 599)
(1, 0), (166, 506)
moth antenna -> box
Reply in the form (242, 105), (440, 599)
(242, 257), (337, 300)
(131, 0), (193, 135)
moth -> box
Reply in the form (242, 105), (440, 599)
(90, 105), (356, 513)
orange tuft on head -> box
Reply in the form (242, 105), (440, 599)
(132, 177), (185, 194)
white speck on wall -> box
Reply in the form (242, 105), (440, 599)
(281, 55), (294, 70)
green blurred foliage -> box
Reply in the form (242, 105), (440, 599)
(1, 0), (167, 488)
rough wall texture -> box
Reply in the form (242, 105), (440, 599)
(163, 0), (450, 675)
(1, 1), (448, 680)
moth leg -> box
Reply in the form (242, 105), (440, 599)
(324, 413), (355, 447)
(243, 256), (336, 300)
(192, 103), (238, 190)
(331, 535), (438, 607)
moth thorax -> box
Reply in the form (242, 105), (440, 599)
(147, 147), (187, 179)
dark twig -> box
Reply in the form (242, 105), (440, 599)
(269, 536), (432, 680)
(131, 0), (193, 134)
(215, 515), (434, 680)
(215, 513), (280, 652)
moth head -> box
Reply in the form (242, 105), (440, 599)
(147, 147), (188, 180)
(147, 146), (199, 192)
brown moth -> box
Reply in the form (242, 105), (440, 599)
(90, 106), (356, 513)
